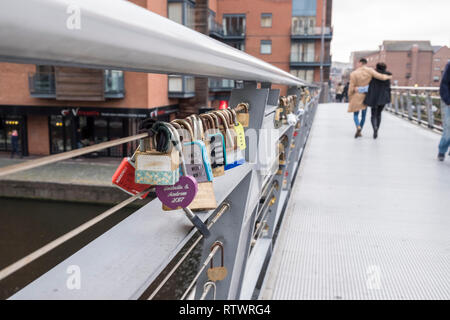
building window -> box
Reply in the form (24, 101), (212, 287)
(434, 58), (441, 62)
(290, 69), (314, 83)
(168, 1), (195, 29)
(49, 115), (72, 154)
(434, 67), (441, 71)
(434, 76), (440, 82)
(260, 40), (272, 55)
(291, 42), (315, 62)
(168, 2), (183, 24)
(261, 13), (272, 28)
(223, 14), (246, 36)
(291, 16), (316, 35)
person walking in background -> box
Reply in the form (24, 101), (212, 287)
(335, 82), (345, 102)
(437, 61), (450, 161)
(364, 62), (392, 139)
(10, 130), (21, 158)
(343, 82), (349, 102)
(348, 58), (392, 139)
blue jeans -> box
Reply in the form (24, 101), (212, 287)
(353, 109), (367, 128)
(438, 104), (450, 155)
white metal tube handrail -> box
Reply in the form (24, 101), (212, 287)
(0, 133), (148, 178)
(0, 0), (309, 87)
(392, 86), (439, 91)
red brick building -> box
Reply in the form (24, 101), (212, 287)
(431, 46), (450, 85)
(352, 41), (450, 87)
(0, 0), (333, 157)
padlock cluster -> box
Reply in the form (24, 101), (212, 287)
(112, 103), (251, 212)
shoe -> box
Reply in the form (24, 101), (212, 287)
(355, 126), (361, 139)
(373, 129), (378, 139)
(438, 153), (445, 161)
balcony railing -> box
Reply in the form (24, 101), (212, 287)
(28, 72), (56, 98)
(28, 70), (125, 99)
(291, 26), (332, 39)
(168, 75), (195, 98)
(290, 59), (332, 67)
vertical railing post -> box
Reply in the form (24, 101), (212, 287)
(394, 91), (399, 114)
(417, 92), (422, 124)
(426, 93), (434, 128)
(407, 90), (413, 121)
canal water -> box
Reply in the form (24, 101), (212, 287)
(0, 197), (202, 300)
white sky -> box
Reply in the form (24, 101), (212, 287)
(331, 0), (450, 62)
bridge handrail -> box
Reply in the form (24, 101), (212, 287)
(0, 0), (321, 300)
(386, 87), (444, 132)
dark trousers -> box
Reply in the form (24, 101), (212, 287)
(371, 105), (385, 131)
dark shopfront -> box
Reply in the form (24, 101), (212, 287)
(0, 115), (28, 155)
(0, 105), (178, 157)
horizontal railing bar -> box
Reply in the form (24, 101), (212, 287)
(0, 189), (148, 282)
(180, 242), (222, 300)
(392, 86), (439, 91)
(147, 202), (230, 300)
(0, 133), (148, 178)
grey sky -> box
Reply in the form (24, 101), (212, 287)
(331, 0), (450, 62)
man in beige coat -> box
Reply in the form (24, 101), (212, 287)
(349, 58), (392, 138)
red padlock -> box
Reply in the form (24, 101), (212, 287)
(112, 157), (151, 199)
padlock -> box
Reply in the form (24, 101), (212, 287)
(201, 113), (226, 177)
(234, 102), (250, 128)
(111, 150), (151, 199)
(207, 241), (228, 282)
(274, 107), (284, 129)
(214, 110), (245, 170)
(171, 119), (217, 212)
(173, 119), (213, 183)
(154, 123), (210, 238)
(135, 122), (180, 186)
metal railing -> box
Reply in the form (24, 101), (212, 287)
(0, 0), (319, 300)
(291, 26), (332, 37)
(385, 86), (443, 131)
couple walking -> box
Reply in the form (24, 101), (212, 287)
(348, 58), (392, 139)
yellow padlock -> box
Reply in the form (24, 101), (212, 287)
(207, 242), (228, 282)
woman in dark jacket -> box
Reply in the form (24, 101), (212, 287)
(364, 62), (391, 139)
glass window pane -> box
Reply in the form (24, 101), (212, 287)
(168, 3), (183, 25)
(261, 14), (272, 27)
(261, 41), (272, 55)
(169, 76), (183, 92)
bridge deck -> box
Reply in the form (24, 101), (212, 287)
(262, 103), (450, 300)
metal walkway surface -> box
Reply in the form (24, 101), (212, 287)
(262, 103), (450, 300)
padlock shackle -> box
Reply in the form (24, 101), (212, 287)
(234, 102), (249, 113)
(212, 111), (234, 150)
(172, 119), (194, 142)
(210, 241), (224, 268)
(209, 113), (221, 129)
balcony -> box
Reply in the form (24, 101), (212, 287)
(168, 75), (195, 99)
(290, 59), (332, 68)
(28, 72), (56, 98)
(209, 19), (225, 39)
(208, 78), (235, 92)
(291, 27), (333, 40)
(28, 70), (125, 100)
